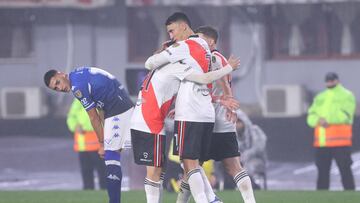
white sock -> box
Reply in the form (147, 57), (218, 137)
(187, 168), (208, 203)
(234, 170), (256, 203)
(199, 167), (217, 202)
(144, 178), (161, 203)
(176, 180), (191, 203)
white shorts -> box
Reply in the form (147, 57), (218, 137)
(104, 107), (133, 151)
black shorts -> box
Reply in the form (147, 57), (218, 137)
(131, 129), (166, 167)
(173, 121), (214, 162)
(208, 132), (240, 161)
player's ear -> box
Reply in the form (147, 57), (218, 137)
(180, 22), (187, 31)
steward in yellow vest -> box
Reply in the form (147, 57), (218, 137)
(307, 83), (355, 147)
(306, 72), (355, 190)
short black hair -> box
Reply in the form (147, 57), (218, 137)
(44, 69), (58, 87)
(325, 72), (339, 82)
(194, 26), (218, 43)
(165, 12), (191, 28)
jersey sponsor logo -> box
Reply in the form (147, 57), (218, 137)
(184, 66), (192, 72)
(193, 86), (210, 96)
(74, 90), (82, 98)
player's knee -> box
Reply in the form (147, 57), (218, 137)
(223, 157), (242, 176)
(146, 166), (163, 181)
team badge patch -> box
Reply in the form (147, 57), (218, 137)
(74, 90), (82, 98)
(212, 56), (217, 63)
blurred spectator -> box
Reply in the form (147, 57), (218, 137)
(67, 99), (106, 190)
(236, 110), (267, 190)
(307, 72), (356, 190)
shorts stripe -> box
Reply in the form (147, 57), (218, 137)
(153, 134), (162, 167)
(177, 122), (181, 155)
(157, 134), (161, 166)
(179, 121), (186, 157)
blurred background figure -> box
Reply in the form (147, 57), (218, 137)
(236, 110), (267, 190)
(67, 99), (106, 190)
(307, 72), (356, 190)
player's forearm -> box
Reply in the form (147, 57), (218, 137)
(87, 109), (104, 143)
(145, 51), (171, 70)
(216, 76), (233, 97)
(185, 65), (232, 84)
(222, 78), (233, 96)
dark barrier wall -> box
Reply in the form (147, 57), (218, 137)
(252, 116), (360, 162)
(1, 116), (359, 162)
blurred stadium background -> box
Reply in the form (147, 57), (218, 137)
(0, 0), (359, 196)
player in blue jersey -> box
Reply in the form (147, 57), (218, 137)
(44, 67), (134, 203)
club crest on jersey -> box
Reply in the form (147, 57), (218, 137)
(212, 56), (217, 63)
(74, 90), (82, 98)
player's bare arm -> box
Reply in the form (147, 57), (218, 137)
(87, 108), (105, 158)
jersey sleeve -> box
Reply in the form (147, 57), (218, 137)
(71, 83), (96, 111)
(163, 41), (189, 63)
(211, 52), (229, 71)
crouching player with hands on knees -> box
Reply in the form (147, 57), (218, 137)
(44, 67), (133, 203)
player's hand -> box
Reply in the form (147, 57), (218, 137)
(227, 55), (240, 71)
(226, 109), (238, 123)
(167, 109), (175, 119)
(220, 96), (240, 111)
(98, 144), (105, 159)
(318, 117), (328, 128)
(154, 40), (174, 54)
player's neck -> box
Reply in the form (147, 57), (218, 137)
(183, 29), (194, 40)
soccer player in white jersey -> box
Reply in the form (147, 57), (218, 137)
(195, 26), (256, 203)
(142, 12), (240, 203)
(130, 27), (240, 203)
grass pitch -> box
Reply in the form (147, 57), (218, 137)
(0, 190), (359, 203)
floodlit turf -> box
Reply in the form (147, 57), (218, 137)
(0, 190), (359, 203)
